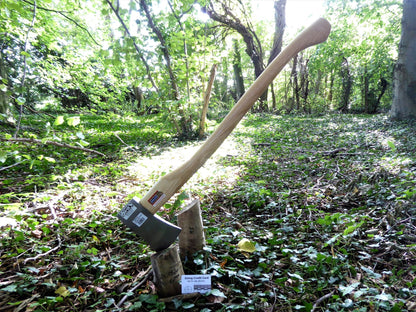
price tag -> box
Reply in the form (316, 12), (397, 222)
(181, 275), (211, 294)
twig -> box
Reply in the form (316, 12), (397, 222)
(311, 290), (335, 312)
(1, 137), (106, 158)
(114, 133), (138, 150)
(0, 159), (29, 172)
(116, 266), (153, 308)
(23, 204), (62, 264)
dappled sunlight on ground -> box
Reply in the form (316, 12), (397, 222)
(126, 134), (249, 199)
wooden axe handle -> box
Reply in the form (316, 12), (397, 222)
(140, 18), (331, 214)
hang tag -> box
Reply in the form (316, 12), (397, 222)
(181, 275), (211, 294)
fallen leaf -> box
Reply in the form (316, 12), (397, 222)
(55, 286), (70, 297)
(237, 238), (256, 253)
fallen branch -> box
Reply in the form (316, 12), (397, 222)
(117, 266), (153, 308)
(311, 290), (335, 312)
(0, 159), (29, 172)
(1, 137), (106, 158)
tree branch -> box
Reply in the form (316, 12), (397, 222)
(105, 0), (159, 92)
(21, 0), (101, 46)
(1, 137), (107, 158)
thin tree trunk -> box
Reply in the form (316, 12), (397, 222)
(267, 0), (286, 112)
(291, 54), (300, 110)
(105, 0), (158, 93)
(139, 0), (179, 100)
(232, 39), (245, 100)
(0, 51), (10, 117)
(339, 57), (353, 113)
(167, 0), (191, 99)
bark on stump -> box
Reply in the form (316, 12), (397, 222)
(150, 244), (184, 297)
(177, 199), (206, 259)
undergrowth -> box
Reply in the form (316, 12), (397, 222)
(1, 113), (415, 311)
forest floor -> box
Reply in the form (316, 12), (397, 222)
(0, 113), (416, 311)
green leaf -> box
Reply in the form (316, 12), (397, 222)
(208, 289), (226, 298)
(0, 150), (7, 163)
(387, 140), (396, 152)
(54, 116), (65, 126)
(1, 284), (18, 292)
(16, 97), (26, 105)
(44, 157), (55, 163)
(339, 282), (360, 296)
(67, 116), (80, 126)
(343, 221), (364, 236)
(20, 51), (30, 57)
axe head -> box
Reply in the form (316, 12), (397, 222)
(117, 197), (181, 252)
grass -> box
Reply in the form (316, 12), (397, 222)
(1, 112), (415, 311)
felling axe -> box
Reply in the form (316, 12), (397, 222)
(118, 18), (331, 251)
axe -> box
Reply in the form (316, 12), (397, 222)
(118, 18), (331, 251)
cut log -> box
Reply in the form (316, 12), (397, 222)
(177, 199), (206, 259)
(150, 245), (184, 297)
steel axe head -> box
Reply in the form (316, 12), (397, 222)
(117, 197), (181, 252)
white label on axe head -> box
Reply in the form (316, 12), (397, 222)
(133, 212), (148, 227)
(119, 202), (136, 220)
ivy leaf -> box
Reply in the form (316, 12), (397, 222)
(339, 282), (360, 296)
(208, 289), (226, 298)
(54, 116), (65, 126)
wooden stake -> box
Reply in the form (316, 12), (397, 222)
(150, 245), (184, 297)
(199, 64), (218, 138)
(177, 199), (206, 259)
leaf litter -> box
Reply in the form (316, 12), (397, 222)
(1, 113), (416, 311)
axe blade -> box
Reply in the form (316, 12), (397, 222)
(117, 197), (181, 252)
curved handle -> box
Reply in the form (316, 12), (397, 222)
(141, 18), (331, 214)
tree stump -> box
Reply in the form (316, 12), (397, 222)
(150, 245), (184, 297)
(177, 199), (206, 259)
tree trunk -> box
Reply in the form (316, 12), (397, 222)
(268, 0), (286, 65)
(139, 0), (191, 136)
(139, 0), (179, 100)
(105, 0), (159, 93)
(339, 57), (353, 112)
(291, 54), (300, 110)
(390, 0), (416, 119)
(267, 0), (286, 111)
(232, 39), (245, 100)
(363, 66), (369, 112)
(203, 2), (264, 108)
(133, 85), (143, 111)
(0, 51), (10, 116)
